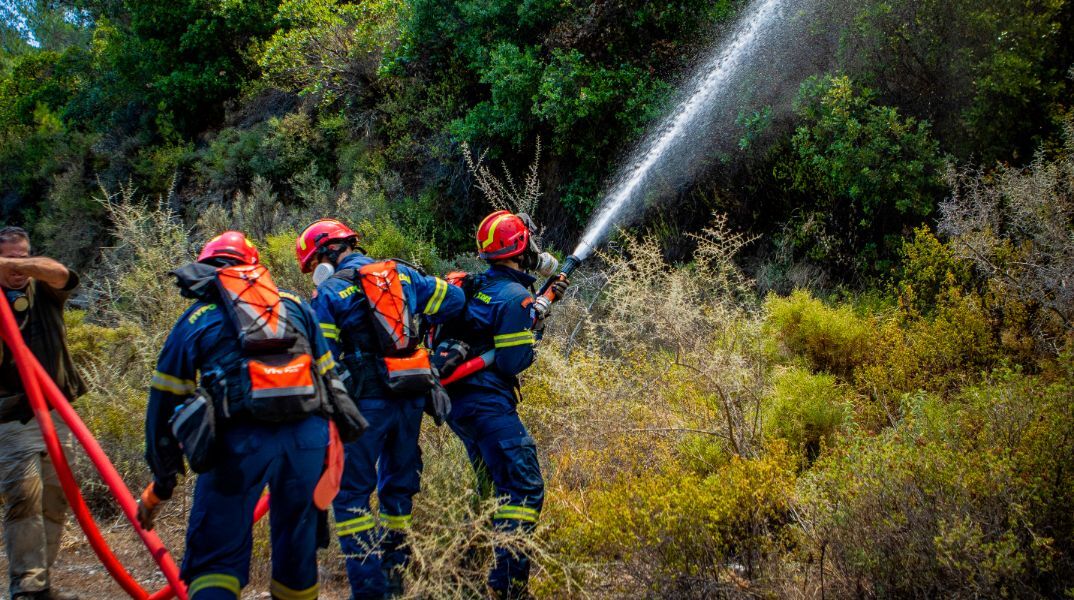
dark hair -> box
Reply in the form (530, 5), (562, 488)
(0, 226), (29, 246)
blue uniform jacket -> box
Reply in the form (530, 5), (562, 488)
(312, 253), (465, 394)
(448, 265), (537, 407)
(146, 288), (338, 500)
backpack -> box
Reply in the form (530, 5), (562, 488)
(214, 263), (323, 421)
(337, 260), (438, 394)
(167, 262), (361, 474)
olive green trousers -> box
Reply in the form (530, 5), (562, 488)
(0, 419), (72, 596)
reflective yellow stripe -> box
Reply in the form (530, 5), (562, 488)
(336, 514), (375, 537)
(399, 273), (412, 284)
(493, 331), (534, 348)
(269, 579), (319, 600)
(188, 573), (241, 597)
(494, 504), (539, 522)
(320, 323), (339, 340)
(423, 278), (448, 315)
(480, 214), (512, 249)
(150, 371), (195, 395)
(380, 513), (413, 530)
(316, 351), (336, 374)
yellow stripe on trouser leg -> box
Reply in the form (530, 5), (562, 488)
(493, 331), (535, 349)
(269, 579), (320, 600)
(494, 504), (539, 523)
(336, 514), (375, 537)
(188, 573), (241, 598)
(379, 513), (413, 530)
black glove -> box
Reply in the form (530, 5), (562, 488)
(425, 383), (452, 426)
(549, 277), (569, 300)
(430, 339), (470, 379)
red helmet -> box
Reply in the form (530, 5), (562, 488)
(296, 219), (359, 273)
(476, 211), (530, 260)
(198, 231), (259, 265)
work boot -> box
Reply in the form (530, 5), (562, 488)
(40, 589), (80, 600)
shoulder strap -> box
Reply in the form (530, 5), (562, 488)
(391, 258), (426, 276)
(332, 268), (359, 284)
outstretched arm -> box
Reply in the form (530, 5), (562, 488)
(0, 256), (70, 289)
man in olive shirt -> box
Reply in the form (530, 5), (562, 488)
(0, 226), (84, 600)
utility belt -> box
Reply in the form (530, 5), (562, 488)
(169, 348), (327, 473)
(340, 341), (436, 399)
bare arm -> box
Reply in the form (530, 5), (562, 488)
(0, 256), (70, 289)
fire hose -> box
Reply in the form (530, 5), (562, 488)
(0, 294), (190, 599)
(0, 297), (275, 599)
(0, 254), (578, 597)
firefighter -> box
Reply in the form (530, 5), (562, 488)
(439, 211), (567, 599)
(137, 231), (364, 600)
(295, 219), (464, 600)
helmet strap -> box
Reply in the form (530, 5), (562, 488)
(518, 246), (540, 272)
(317, 240), (355, 268)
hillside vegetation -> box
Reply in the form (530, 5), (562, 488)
(3, 0), (1074, 597)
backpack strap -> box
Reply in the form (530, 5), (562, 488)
(331, 268), (359, 284)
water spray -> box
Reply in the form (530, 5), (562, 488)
(543, 0), (790, 287)
(441, 0), (810, 386)
(576, 0), (791, 255)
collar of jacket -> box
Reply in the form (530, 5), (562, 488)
(485, 264), (536, 288)
(170, 262), (219, 300)
(338, 252), (374, 271)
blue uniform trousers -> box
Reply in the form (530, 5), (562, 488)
(448, 392), (544, 597)
(333, 396), (424, 599)
(182, 416), (328, 600)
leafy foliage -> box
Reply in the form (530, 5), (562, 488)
(777, 75), (946, 275)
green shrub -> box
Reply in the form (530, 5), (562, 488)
(552, 444), (796, 595)
(895, 226), (974, 319)
(765, 290), (874, 377)
(854, 284), (999, 429)
(259, 231), (312, 297)
(197, 111), (331, 194)
(764, 367), (849, 462)
(797, 366), (1074, 597)
(776, 75), (946, 276)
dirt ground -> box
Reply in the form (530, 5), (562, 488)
(0, 518), (354, 600)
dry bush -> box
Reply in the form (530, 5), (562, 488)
(63, 184), (195, 507)
(582, 215), (763, 456)
(522, 214), (794, 597)
(196, 172), (388, 242)
(940, 116), (1074, 350)
(461, 139), (542, 218)
(794, 366), (1074, 598)
(460, 139), (550, 252)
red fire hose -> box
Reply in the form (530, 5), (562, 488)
(0, 297), (188, 599)
(439, 350), (497, 386)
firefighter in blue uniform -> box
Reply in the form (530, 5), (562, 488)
(438, 211), (567, 600)
(136, 231), (363, 600)
(295, 219), (464, 600)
